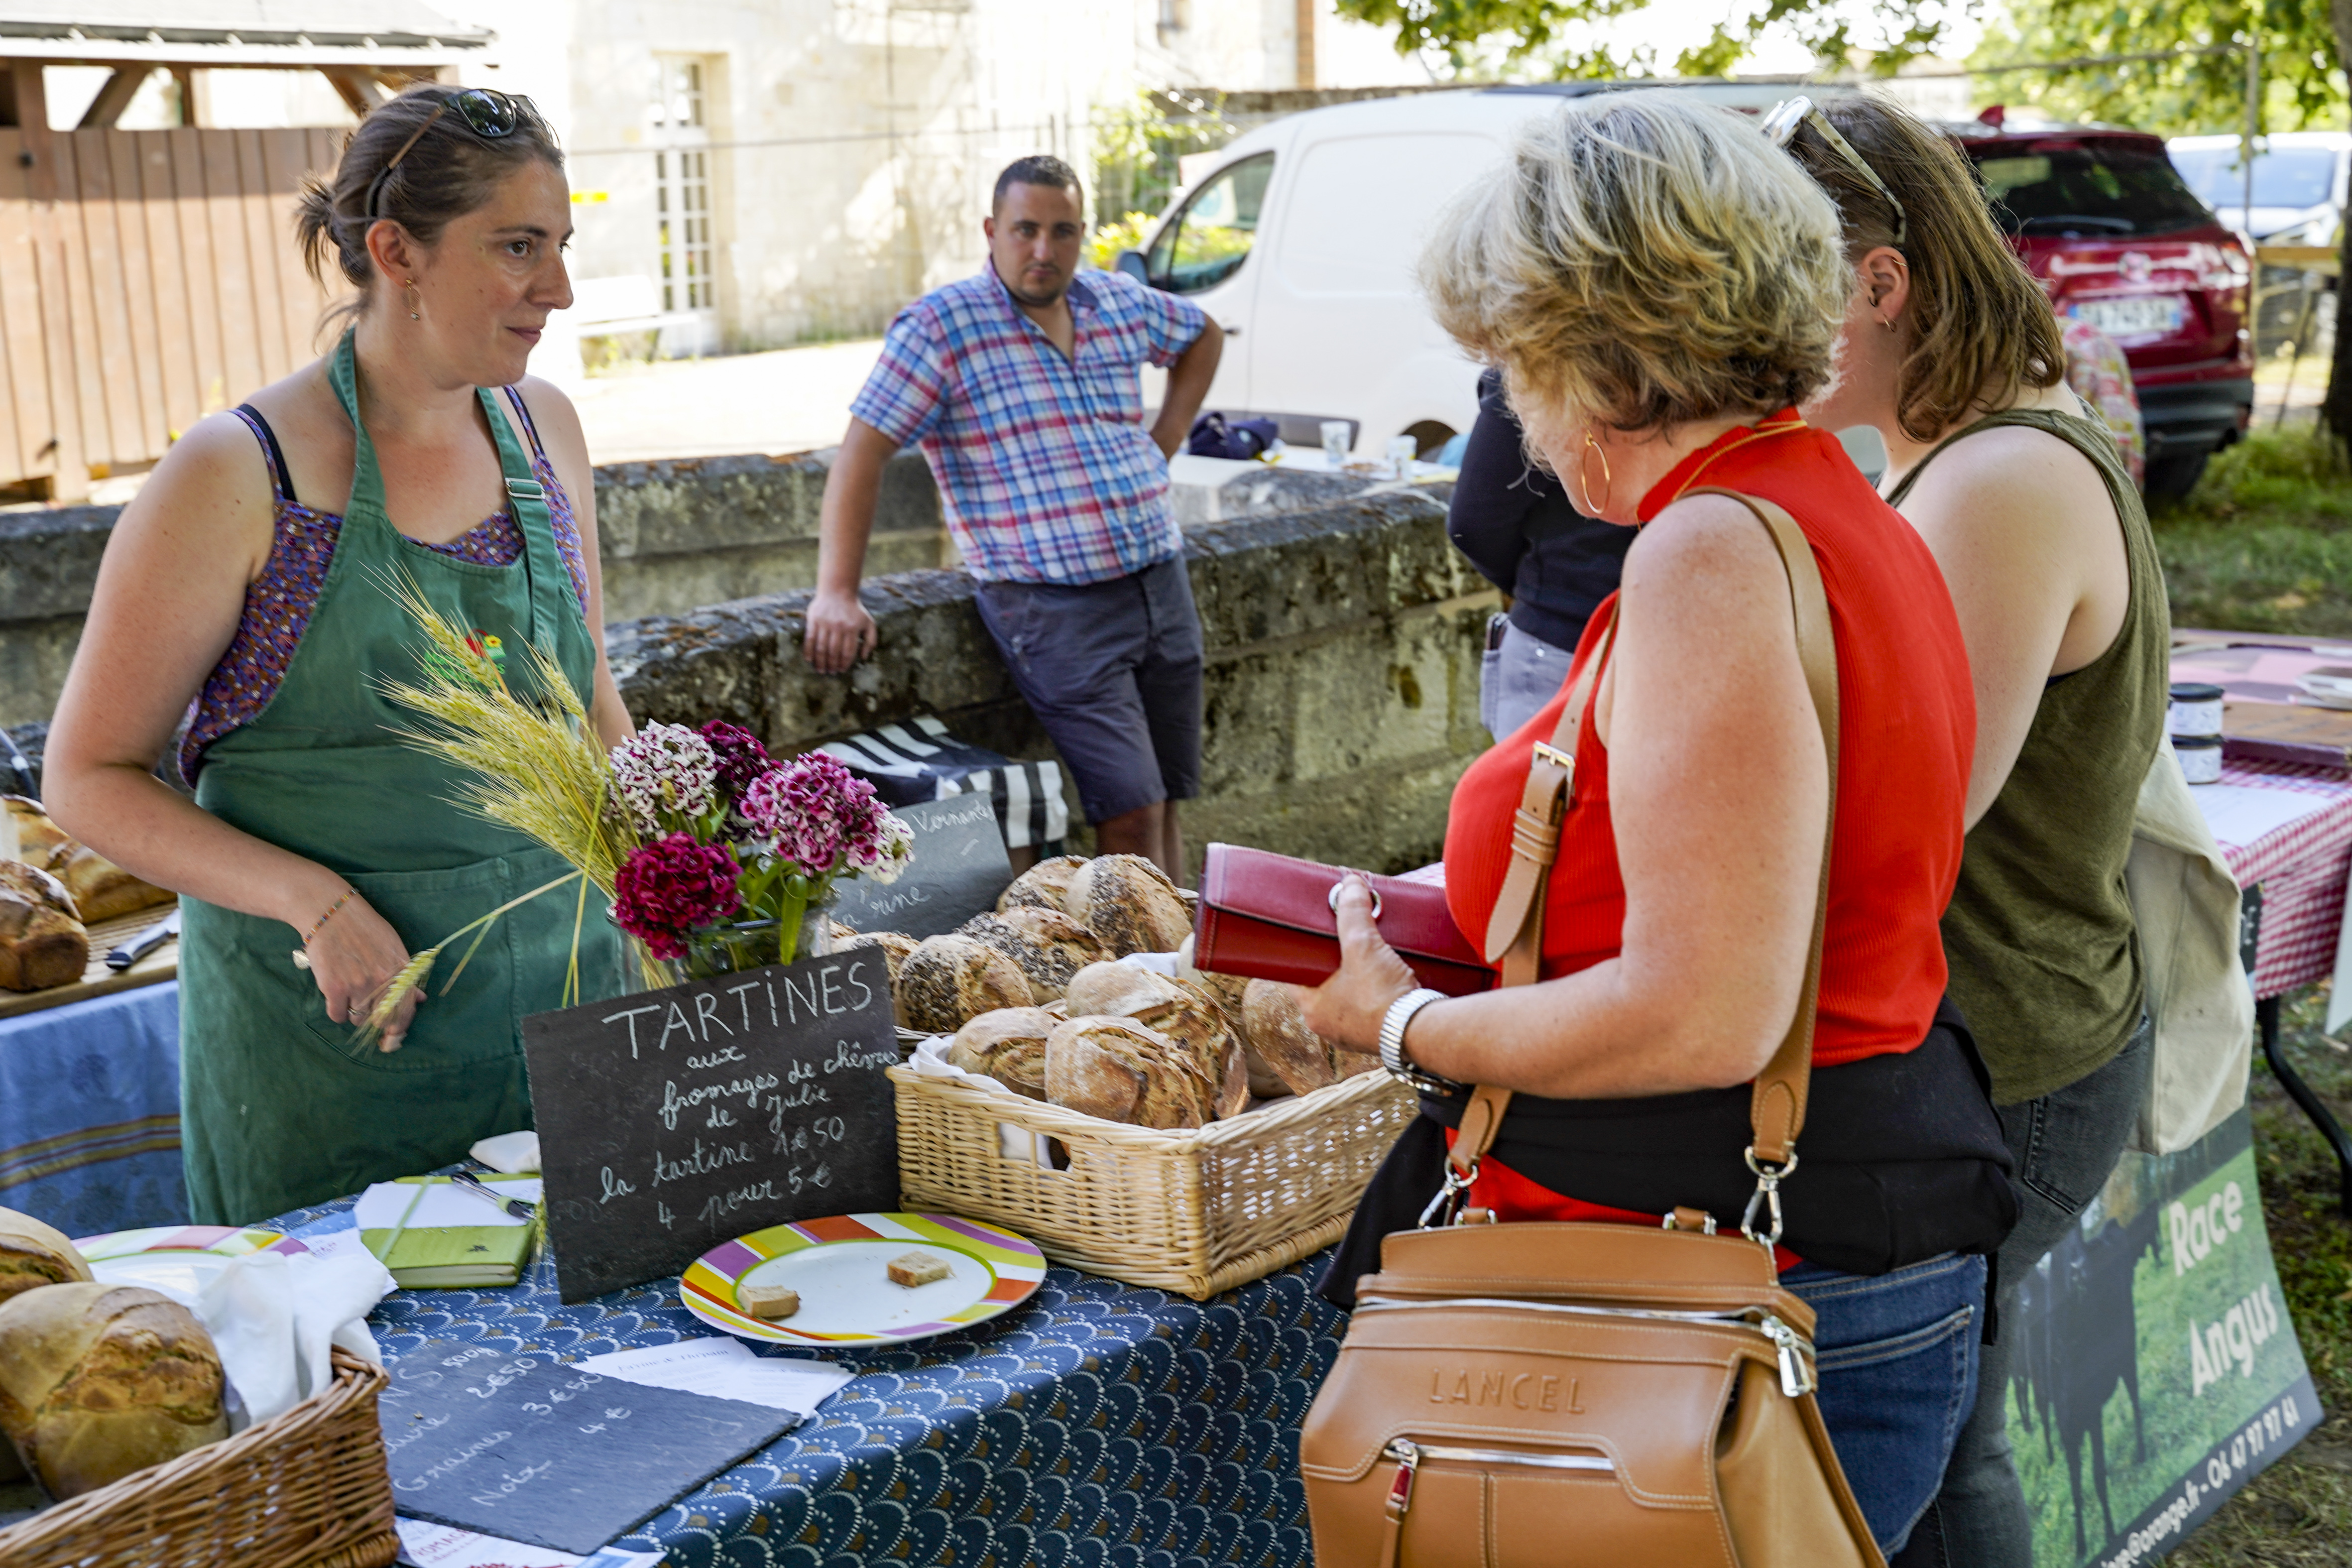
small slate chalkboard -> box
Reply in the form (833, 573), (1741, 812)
(830, 792), (1012, 938)
(377, 1339), (796, 1553)
(521, 948), (901, 1302)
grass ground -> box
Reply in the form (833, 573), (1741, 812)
(2156, 428), (2352, 1561)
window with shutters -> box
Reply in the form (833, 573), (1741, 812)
(651, 56), (716, 314)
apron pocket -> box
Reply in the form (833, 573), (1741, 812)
(296, 856), (528, 1074)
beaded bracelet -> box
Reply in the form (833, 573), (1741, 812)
(302, 889), (353, 947)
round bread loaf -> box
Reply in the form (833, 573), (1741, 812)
(945, 1007), (1056, 1099)
(1044, 1016), (1215, 1128)
(1065, 854), (1190, 957)
(956, 914), (1067, 1004)
(1175, 935), (1250, 1037)
(997, 854), (1088, 915)
(861, 932), (920, 991)
(895, 935), (1031, 1034)
(0, 860), (87, 993)
(997, 907), (1109, 985)
(1242, 979), (1339, 1098)
(0, 1207), (92, 1310)
(0, 1282), (228, 1499)
(1062, 963), (1243, 1118)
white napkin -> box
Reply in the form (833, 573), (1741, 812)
(470, 1130), (542, 1174)
(907, 1036), (1056, 1165)
(195, 1248), (396, 1431)
(580, 1336), (851, 1418)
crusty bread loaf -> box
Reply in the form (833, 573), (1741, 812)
(46, 842), (172, 924)
(0, 860), (87, 992)
(997, 854), (1088, 915)
(1062, 963), (1244, 1118)
(862, 931), (920, 991)
(2, 796), (67, 866)
(0, 1207), (92, 1310)
(1044, 1015), (1215, 1128)
(895, 934), (1032, 1034)
(944, 1006), (1056, 1099)
(1242, 979), (1339, 1097)
(957, 914), (1064, 1005)
(1066, 854), (1191, 957)
(0, 1282), (228, 1499)
(996, 907), (1108, 987)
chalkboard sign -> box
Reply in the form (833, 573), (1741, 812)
(378, 1338), (797, 1553)
(520, 948), (902, 1302)
(830, 792), (1012, 938)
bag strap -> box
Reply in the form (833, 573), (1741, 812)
(1451, 489), (1841, 1244)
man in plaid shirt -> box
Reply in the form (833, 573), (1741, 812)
(806, 155), (1224, 878)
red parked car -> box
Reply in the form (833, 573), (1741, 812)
(1955, 122), (2252, 500)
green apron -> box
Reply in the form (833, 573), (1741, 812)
(180, 330), (623, 1225)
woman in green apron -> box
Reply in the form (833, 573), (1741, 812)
(44, 84), (628, 1224)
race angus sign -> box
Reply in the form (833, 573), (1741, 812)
(2005, 1109), (2314, 1567)
(521, 946), (901, 1302)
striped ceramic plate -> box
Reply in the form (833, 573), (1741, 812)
(680, 1211), (1046, 1345)
(74, 1225), (309, 1297)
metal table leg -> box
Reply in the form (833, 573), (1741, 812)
(2259, 993), (2352, 1218)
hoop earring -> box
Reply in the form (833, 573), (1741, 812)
(1575, 433), (1612, 516)
(404, 279), (421, 321)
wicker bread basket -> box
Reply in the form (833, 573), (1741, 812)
(891, 1062), (1415, 1298)
(0, 1347), (397, 1568)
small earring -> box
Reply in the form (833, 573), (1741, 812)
(405, 279), (421, 321)
(1881, 316), (1898, 332)
(1576, 432), (1613, 516)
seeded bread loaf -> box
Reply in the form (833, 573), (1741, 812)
(895, 934), (1032, 1034)
(0, 1282), (229, 1499)
(1065, 854), (1191, 957)
(995, 907), (1109, 991)
(996, 853), (1088, 915)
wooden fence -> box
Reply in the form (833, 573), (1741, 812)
(0, 125), (348, 496)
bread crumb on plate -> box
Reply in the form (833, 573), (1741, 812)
(739, 1283), (800, 1319)
(887, 1250), (953, 1288)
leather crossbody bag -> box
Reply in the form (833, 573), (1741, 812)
(1297, 491), (1884, 1568)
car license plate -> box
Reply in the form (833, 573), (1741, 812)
(2071, 294), (2185, 339)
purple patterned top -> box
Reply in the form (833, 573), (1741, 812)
(182, 392), (590, 782)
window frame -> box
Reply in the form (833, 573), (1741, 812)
(1146, 152), (1276, 295)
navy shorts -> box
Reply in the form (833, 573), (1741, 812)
(973, 557), (1204, 824)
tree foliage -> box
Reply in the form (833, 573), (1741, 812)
(1969, 0), (2343, 136)
(1334, 0), (1974, 79)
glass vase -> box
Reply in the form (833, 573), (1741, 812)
(677, 889), (838, 982)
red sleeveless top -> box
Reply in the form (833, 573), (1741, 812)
(1441, 414), (1975, 1228)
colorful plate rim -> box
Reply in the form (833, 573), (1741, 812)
(72, 1225), (309, 1261)
(679, 1211), (1045, 1344)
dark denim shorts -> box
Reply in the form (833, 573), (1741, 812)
(1785, 1250), (1988, 1558)
(972, 557), (1204, 824)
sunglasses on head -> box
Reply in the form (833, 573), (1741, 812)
(1762, 96), (1908, 249)
(365, 88), (538, 221)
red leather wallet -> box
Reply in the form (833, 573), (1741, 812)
(1190, 843), (1496, 996)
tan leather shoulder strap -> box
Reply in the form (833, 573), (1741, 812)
(1685, 488), (1839, 1165)
(1450, 490), (1838, 1181)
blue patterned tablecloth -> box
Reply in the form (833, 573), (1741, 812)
(269, 1192), (1346, 1568)
(0, 980), (185, 1235)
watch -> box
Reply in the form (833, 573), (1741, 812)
(1379, 988), (1459, 1094)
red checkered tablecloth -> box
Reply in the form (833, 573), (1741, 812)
(2208, 760), (2352, 999)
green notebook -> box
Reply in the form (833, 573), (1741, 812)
(360, 1176), (540, 1288)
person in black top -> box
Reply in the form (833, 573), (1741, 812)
(1447, 367), (1635, 740)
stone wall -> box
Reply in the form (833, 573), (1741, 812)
(0, 449), (948, 728)
(611, 482), (1499, 877)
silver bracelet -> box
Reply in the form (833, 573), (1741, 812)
(1379, 988), (1455, 1093)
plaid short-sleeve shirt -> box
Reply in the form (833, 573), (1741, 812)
(850, 264), (1209, 585)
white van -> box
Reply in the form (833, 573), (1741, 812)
(2166, 131), (2351, 244)
(1119, 82), (1829, 458)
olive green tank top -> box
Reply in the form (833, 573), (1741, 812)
(1886, 404), (2168, 1105)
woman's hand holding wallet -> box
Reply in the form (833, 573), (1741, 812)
(1292, 875), (1421, 1051)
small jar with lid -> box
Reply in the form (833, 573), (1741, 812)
(2175, 734), (2224, 785)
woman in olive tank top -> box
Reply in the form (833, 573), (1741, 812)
(1778, 98), (2166, 1567)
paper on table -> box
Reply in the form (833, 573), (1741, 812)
(580, 1336), (852, 1418)
(2190, 783), (2338, 851)
(352, 1177), (545, 1230)
(395, 1517), (663, 1568)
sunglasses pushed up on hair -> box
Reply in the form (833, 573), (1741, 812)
(365, 88), (540, 221)
(1762, 96), (1909, 249)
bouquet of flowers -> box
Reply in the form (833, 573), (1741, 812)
(607, 721), (911, 977)
(357, 578), (911, 1040)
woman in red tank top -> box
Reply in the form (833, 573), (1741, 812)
(1301, 92), (2014, 1561)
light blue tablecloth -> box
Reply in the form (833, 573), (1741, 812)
(0, 980), (184, 1235)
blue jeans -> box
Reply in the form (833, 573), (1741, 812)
(1785, 1250), (1989, 1559)
(1480, 617), (1576, 741)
